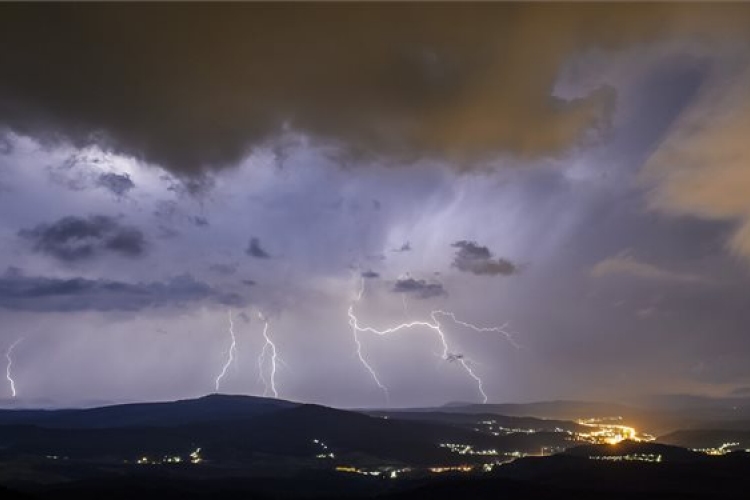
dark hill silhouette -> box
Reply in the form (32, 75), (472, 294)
(0, 399), (536, 465)
(659, 428), (750, 449)
(0, 393), (296, 428)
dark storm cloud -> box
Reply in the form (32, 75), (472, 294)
(241, 279), (256, 287)
(0, 269), (244, 312)
(96, 172), (134, 197)
(0, 131), (12, 155)
(451, 241), (519, 277)
(19, 215), (146, 262)
(246, 237), (271, 259)
(3, 3), (747, 173)
(393, 277), (446, 299)
(361, 270), (380, 279)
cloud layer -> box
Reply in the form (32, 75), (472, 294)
(392, 276), (446, 299)
(3, 3), (748, 173)
(19, 215), (146, 262)
(0, 269), (243, 312)
(451, 241), (519, 277)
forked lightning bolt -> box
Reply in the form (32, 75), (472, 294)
(5, 338), (23, 398)
(257, 313), (280, 398)
(215, 310), (238, 392)
(348, 278), (390, 402)
(432, 310), (520, 349)
(348, 278), (517, 403)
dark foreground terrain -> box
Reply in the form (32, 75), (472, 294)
(1, 394), (750, 499)
(4, 454), (750, 500)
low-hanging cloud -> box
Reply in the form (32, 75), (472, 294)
(392, 276), (446, 299)
(246, 237), (271, 259)
(19, 215), (146, 262)
(3, 3), (747, 174)
(451, 240), (520, 277)
(96, 172), (134, 197)
(0, 269), (244, 312)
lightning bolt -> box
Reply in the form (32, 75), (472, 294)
(348, 278), (390, 402)
(215, 310), (237, 392)
(348, 279), (518, 404)
(432, 310), (520, 349)
(457, 357), (487, 403)
(257, 313), (279, 398)
(5, 338), (23, 398)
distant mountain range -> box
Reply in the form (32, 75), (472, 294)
(0, 394), (565, 466)
(1, 394), (750, 499)
(0, 393), (296, 428)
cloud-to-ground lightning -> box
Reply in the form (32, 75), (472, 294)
(256, 312), (280, 398)
(214, 310), (237, 392)
(348, 277), (390, 402)
(5, 338), (23, 398)
(348, 280), (518, 403)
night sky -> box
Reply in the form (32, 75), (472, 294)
(2, 3), (750, 408)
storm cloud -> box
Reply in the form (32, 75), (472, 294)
(392, 276), (446, 299)
(451, 241), (519, 277)
(0, 269), (244, 312)
(96, 172), (134, 197)
(19, 215), (146, 262)
(246, 237), (271, 259)
(2, 3), (750, 408)
(3, 3), (749, 174)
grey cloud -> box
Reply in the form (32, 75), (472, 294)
(451, 240), (520, 276)
(96, 172), (134, 197)
(0, 269), (244, 312)
(10, 3), (746, 173)
(48, 150), (122, 193)
(246, 237), (271, 259)
(19, 215), (146, 262)
(0, 131), (11, 155)
(241, 279), (256, 287)
(361, 270), (380, 279)
(393, 276), (446, 299)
